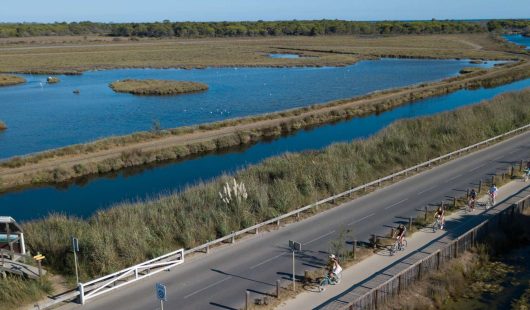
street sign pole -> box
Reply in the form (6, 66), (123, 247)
(156, 283), (167, 310)
(288, 240), (301, 291)
(72, 237), (79, 283)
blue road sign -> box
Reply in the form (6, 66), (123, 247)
(155, 283), (167, 302)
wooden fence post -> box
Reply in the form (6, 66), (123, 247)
(478, 180), (482, 193)
(520, 160), (524, 172)
(352, 240), (357, 260)
(408, 217), (413, 231)
(491, 175), (495, 185)
(246, 291), (250, 310)
(372, 234), (377, 249)
(276, 280), (281, 298)
(453, 197), (457, 209)
(511, 166), (514, 178)
(424, 206), (428, 221)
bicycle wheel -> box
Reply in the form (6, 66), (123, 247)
(401, 239), (407, 250)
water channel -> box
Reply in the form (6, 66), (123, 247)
(1, 76), (529, 221)
(0, 58), (499, 158)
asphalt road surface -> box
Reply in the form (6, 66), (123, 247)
(71, 130), (530, 310)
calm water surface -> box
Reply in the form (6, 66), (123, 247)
(1, 78), (528, 221)
(504, 34), (530, 49)
(0, 58), (498, 158)
(269, 54), (301, 59)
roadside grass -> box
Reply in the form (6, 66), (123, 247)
(0, 74), (25, 86)
(0, 275), (53, 310)
(1, 59), (529, 193)
(19, 87), (530, 280)
(109, 79), (208, 96)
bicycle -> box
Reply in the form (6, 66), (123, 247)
(389, 238), (407, 256)
(433, 216), (443, 232)
(524, 169), (529, 182)
(318, 273), (340, 292)
(466, 198), (476, 213)
(488, 193), (496, 208)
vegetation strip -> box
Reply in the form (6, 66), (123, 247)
(0, 60), (529, 192)
(16, 88), (530, 282)
(109, 79), (208, 96)
(0, 74), (25, 86)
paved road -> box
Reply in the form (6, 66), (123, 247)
(71, 130), (530, 310)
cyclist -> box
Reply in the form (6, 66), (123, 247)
(394, 224), (407, 248)
(434, 206), (445, 230)
(489, 184), (498, 205)
(328, 254), (342, 284)
(469, 188), (477, 211)
(524, 166), (530, 182)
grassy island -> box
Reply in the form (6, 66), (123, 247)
(0, 121), (6, 130)
(109, 79), (208, 96)
(0, 74), (25, 87)
(46, 76), (60, 84)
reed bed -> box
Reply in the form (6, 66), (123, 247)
(109, 79), (208, 96)
(0, 74), (25, 86)
(20, 88), (530, 279)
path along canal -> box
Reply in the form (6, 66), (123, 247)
(1, 77), (529, 221)
(0, 58), (498, 158)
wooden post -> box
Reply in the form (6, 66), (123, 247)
(491, 175), (495, 186)
(478, 180), (482, 193)
(408, 217), (413, 231)
(466, 189), (470, 200)
(276, 280), (281, 298)
(520, 160), (524, 172)
(418, 261), (422, 279)
(37, 260), (42, 278)
(349, 187), (353, 198)
(372, 234), (377, 249)
(390, 228), (395, 239)
(454, 239), (459, 258)
(424, 206), (428, 221)
(437, 251), (441, 270)
(511, 166), (515, 178)
(398, 275), (402, 294)
(352, 240), (357, 260)
(453, 197), (457, 209)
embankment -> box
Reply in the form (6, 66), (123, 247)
(20, 87), (530, 279)
(1, 60), (529, 192)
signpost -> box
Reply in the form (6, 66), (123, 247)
(33, 252), (45, 278)
(72, 237), (80, 283)
(155, 283), (167, 310)
(288, 240), (302, 291)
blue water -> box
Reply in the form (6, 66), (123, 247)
(269, 54), (300, 59)
(504, 34), (530, 50)
(0, 58), (500, 159)
(1, 78), (529, 222)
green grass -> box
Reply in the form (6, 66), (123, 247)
(0, 275), (53, 310)
(109, 79), (208, 96)
(20, 87), (530, 279)
(0, 74), (25, 86)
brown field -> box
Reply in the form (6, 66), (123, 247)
(0, 34), (522, 74)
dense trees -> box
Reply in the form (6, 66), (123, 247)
(0, 19), (525, 39)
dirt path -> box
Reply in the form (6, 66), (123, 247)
(0, 60), (528, 189)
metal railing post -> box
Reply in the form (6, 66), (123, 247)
(78, 283), (85, 304)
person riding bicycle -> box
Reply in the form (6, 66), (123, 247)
(469, 188), (477, 210)
(327, 254), (342, 284)
(394, 224), (407, 247)
(489, 184), (498, 204)
(434, 206), (445, 230)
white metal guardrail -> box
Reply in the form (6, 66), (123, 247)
(40, 123), (529, 308)
(184, 123), (530, 255)
(77, 248), (184, 304)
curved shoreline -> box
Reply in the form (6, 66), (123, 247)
(0, 60), (529, 192)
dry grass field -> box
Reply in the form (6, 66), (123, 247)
(0, 34), (521, 74)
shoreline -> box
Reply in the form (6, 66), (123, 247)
(0, 60), (529, 192)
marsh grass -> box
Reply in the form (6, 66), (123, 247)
(109, 79), (208, 96)
(0, 74), (25, 86)
(19, 88), (530, 279)
(0, 275), (53, 310)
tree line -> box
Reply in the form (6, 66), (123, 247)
(0, 19), (525, 39)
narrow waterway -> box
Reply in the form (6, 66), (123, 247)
(1, 78), (529, 221)
(504, 34), (530, 50)
(0, 58), (499, 158)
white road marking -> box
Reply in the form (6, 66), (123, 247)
(303, 230), (336, 246)
(348, 213), (375, 226)
(183, 276), (232, 299)
(446, 174), (463, 182)
(417, 186), (436, 195)
(384, 199), (408, 210)
(468, 163), (486, 172)
(249, 253), (286, 270)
